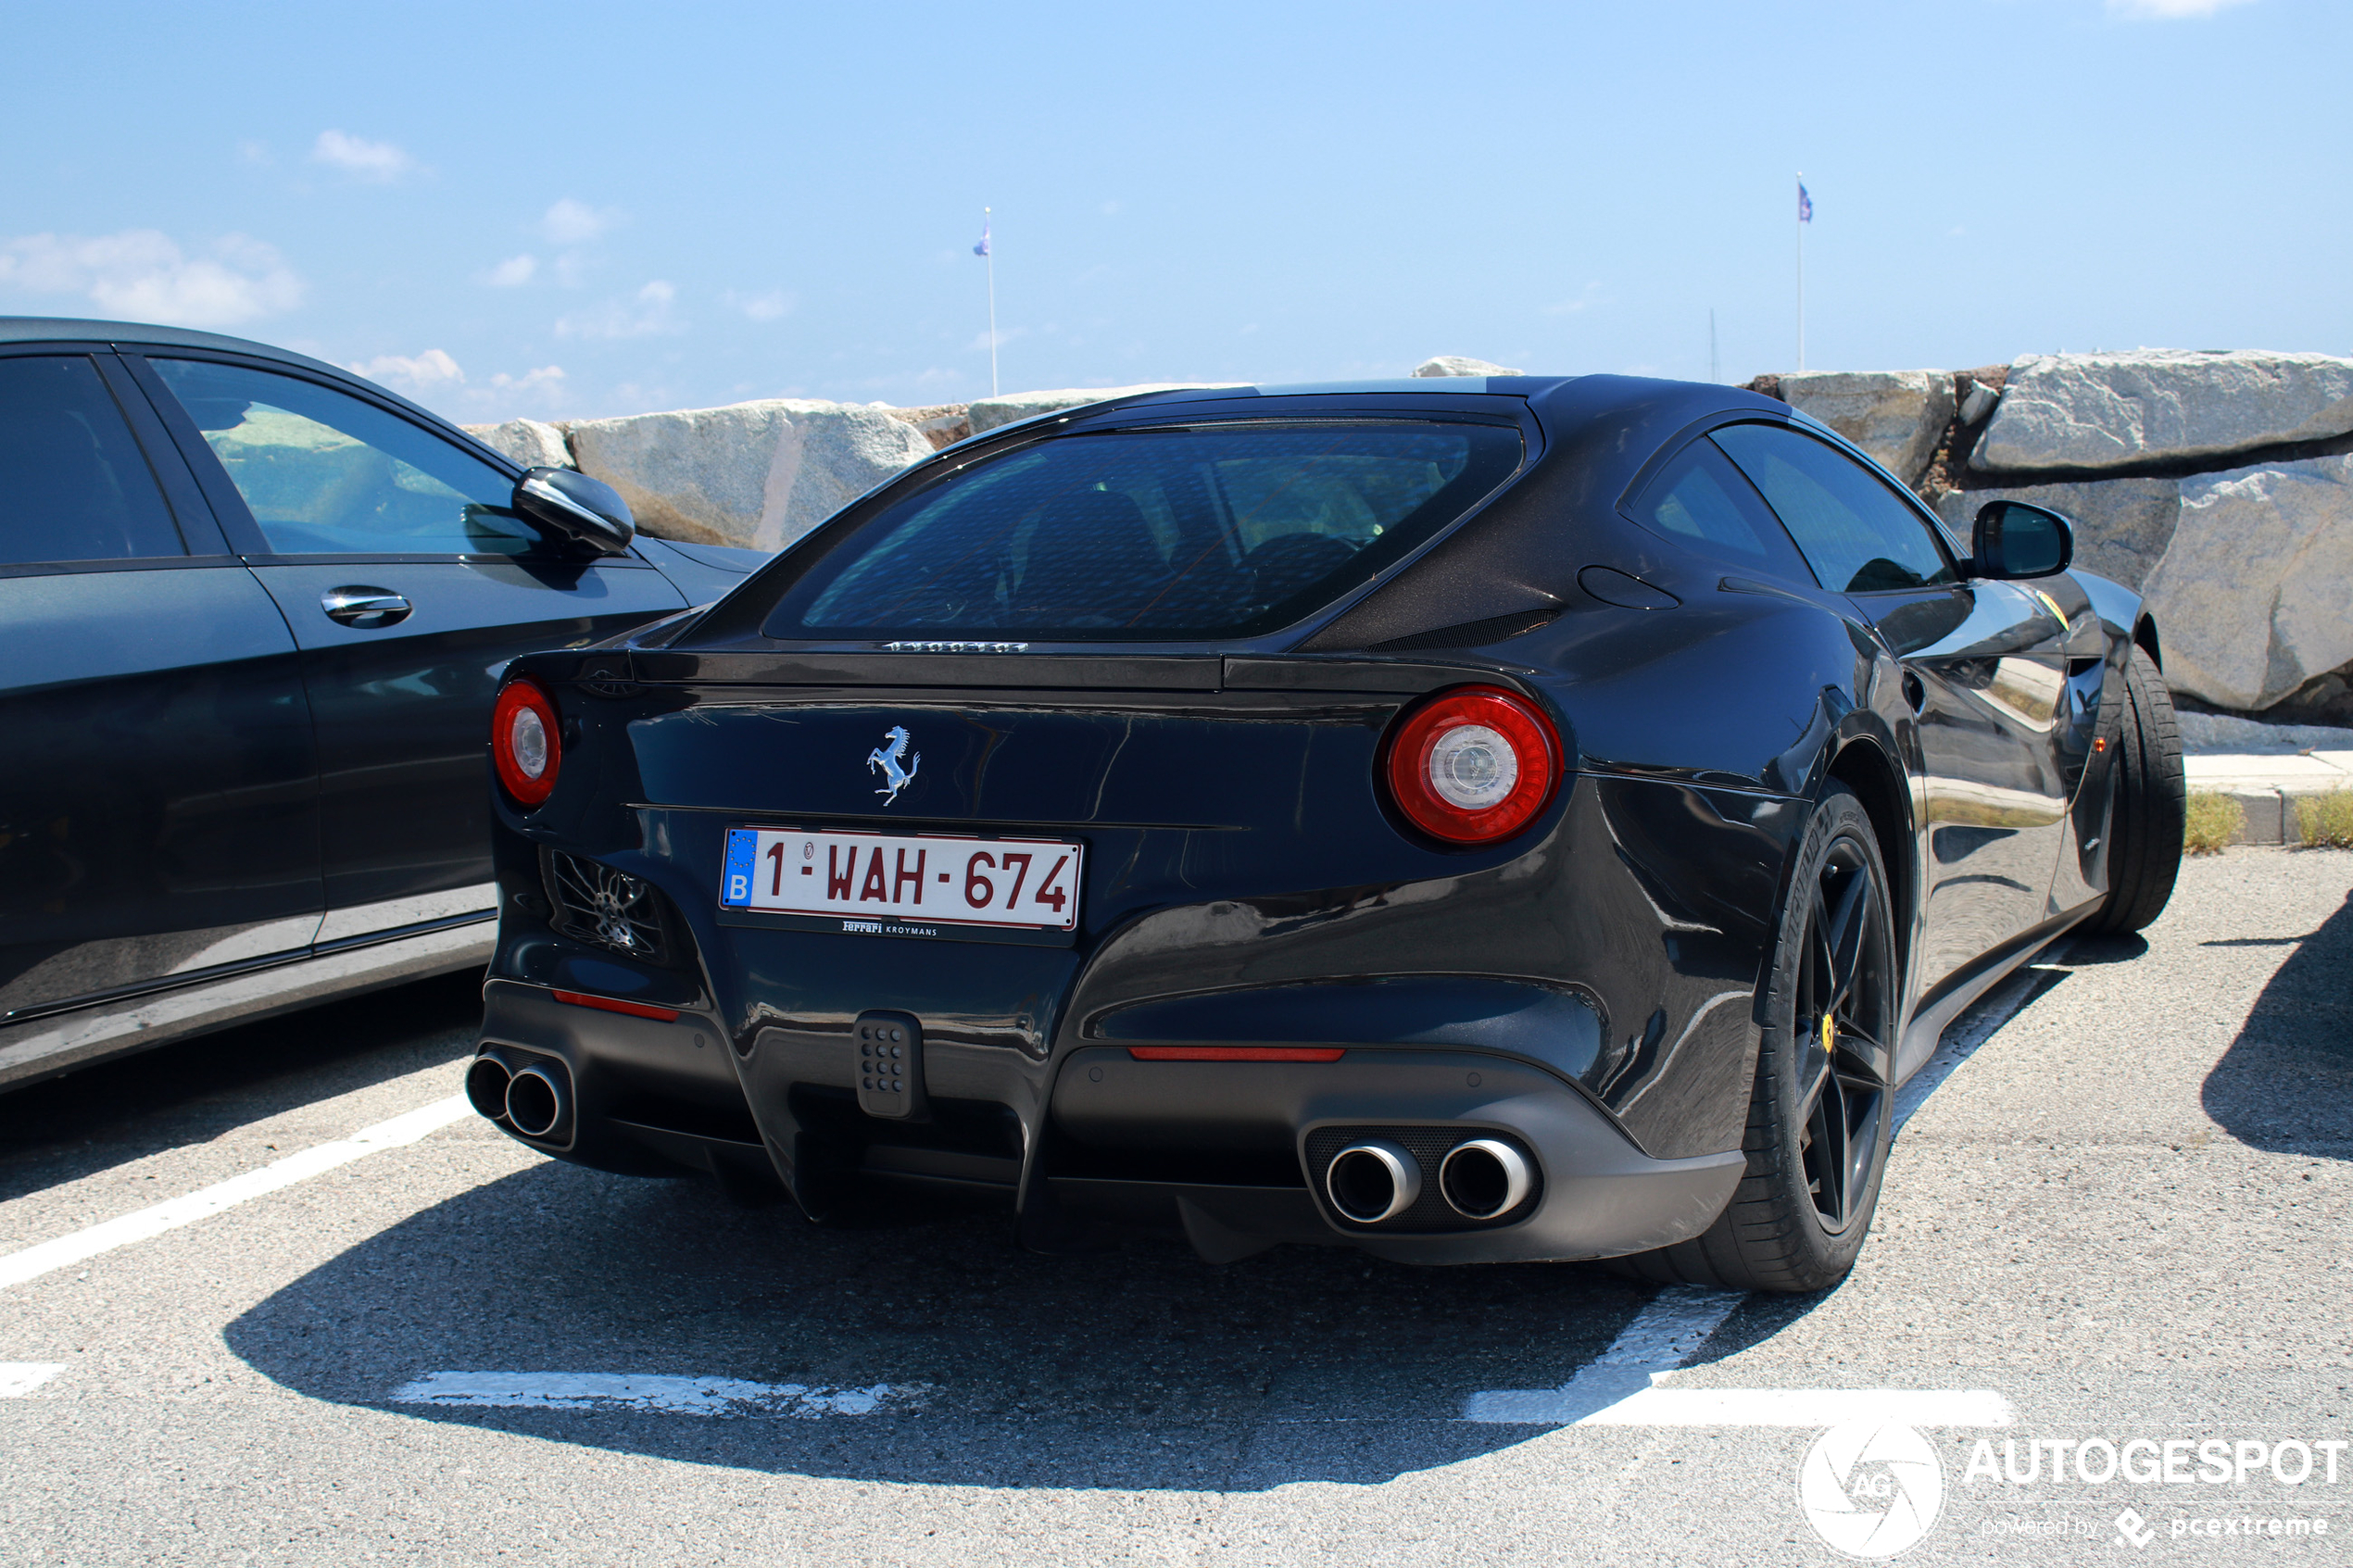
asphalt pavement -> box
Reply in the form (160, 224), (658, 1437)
(0, 847), (2346, 1566)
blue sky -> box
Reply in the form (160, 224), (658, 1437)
(2, 0), (2337, 423)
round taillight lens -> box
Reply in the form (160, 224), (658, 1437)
(1382, 684), (1561, 844)
(491, 678), (561, 806)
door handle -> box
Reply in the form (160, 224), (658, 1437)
(321, 586), (412, 629)
(1902, 671), (1927, 713)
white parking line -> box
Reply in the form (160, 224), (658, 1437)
(389, 1372), (926, 1418)
(1466, 1284), (1743, 1424)
(0, 1363), (66, 1397)
(0, 1094), (472, 1292)
(1541, 1386), (2014, 1427)
(1464, 1285), (2014, 1427)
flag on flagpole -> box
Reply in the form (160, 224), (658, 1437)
(1796, 180), (1813, 223)
(973, 219), (990, 257)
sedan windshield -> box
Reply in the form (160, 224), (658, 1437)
(762, 420), (1524, 642)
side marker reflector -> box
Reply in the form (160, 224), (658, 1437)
(552, 990), (680, 1022)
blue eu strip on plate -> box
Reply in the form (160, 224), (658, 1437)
(720, 828), (759, 907)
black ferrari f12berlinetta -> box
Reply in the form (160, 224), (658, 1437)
(464, 373), (2183, 1292)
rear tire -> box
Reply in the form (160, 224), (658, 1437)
(2078, 644), (2184, 937)
(1612, 784), (1897, 1294)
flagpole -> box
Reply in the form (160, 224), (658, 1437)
(984, 206), (999, 397)
(1795, 173), (1806, 374)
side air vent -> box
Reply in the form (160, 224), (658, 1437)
(543, 849), (668, 961)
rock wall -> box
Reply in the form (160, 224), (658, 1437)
(468, 400), (935, 552)
(462, 382), (1240, 548)
(1753, 349), (2353, 725)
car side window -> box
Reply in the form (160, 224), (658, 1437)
(0, 356), (186, 566)
(1621, 436), (1810, 578)
(1710, 422), (1956, 594)
(151, 358), (536, 557)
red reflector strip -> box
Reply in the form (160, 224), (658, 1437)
(1125, 1046), (1345, 1062)
(552, 989), (680, 1022)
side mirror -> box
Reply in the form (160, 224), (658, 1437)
(513, 467), (635, 557)
(1971, 499), (2071, 580)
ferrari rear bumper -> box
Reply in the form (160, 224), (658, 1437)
(476, 978), (1744, 1264)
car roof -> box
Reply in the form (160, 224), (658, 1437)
(0, 314), (351, 375)
(0, 313), (511, 467)
(1106, 375), (1578, 407)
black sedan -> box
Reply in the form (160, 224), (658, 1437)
(467, 373), (2183, 1291)
(0, 317), (762, 1090)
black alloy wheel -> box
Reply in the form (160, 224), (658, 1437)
(1792, 835), (1894, 1236)
(1616, 783), (1898, 1293)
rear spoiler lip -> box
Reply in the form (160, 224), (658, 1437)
(609, 648), (1539, 696)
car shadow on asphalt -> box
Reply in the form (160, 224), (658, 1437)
(220, 1155), (1740, 1490)
(2200, 883), (2353, 1158)
(0, 969), (484, 1201)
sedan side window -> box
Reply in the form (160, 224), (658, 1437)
(0, 356), (185, 566)
(151, 358), (535, 558)
(1622, 437), (1810, 578)
(1711, 422), (1956, 594)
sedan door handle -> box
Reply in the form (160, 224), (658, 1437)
(321, 585), (412, 629)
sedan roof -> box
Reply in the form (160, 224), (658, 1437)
(0, 314), (346, 370)
(0, 314), (513, 468)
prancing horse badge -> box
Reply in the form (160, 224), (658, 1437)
(866, 725), (920, 806)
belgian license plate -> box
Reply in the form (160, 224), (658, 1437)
(718, 828), (1083, 935)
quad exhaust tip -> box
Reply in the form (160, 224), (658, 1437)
(1326, 1139), (1422, 1223)
(464, 1055), (512, 1122)
(1439, 1137), (1533, 1220)
(503, 1063), (568, 1139)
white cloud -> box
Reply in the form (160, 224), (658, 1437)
(454, 363), (568, 419)
(728, 288), (792, 321)
(2106, 0), (2254, 15)
(540, 198), (622, 245)
(310, 130), (418, 182)
(0, 230), (304, 327)
(238, 139), (273, 167)
(555, 279), (681, 339)
(483, 254), (537, 287)
(491, 365), (565, 395)
(348, 349), (464, 396)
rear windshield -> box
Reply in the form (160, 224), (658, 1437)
(761, 420), (1525, 642)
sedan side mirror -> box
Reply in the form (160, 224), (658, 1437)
(514, 467), (635, 557)
(1971, 499), (2072, 581)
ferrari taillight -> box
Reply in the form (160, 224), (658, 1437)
(491, 677), (561, 807)
(1382, 684), (1561, 845)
